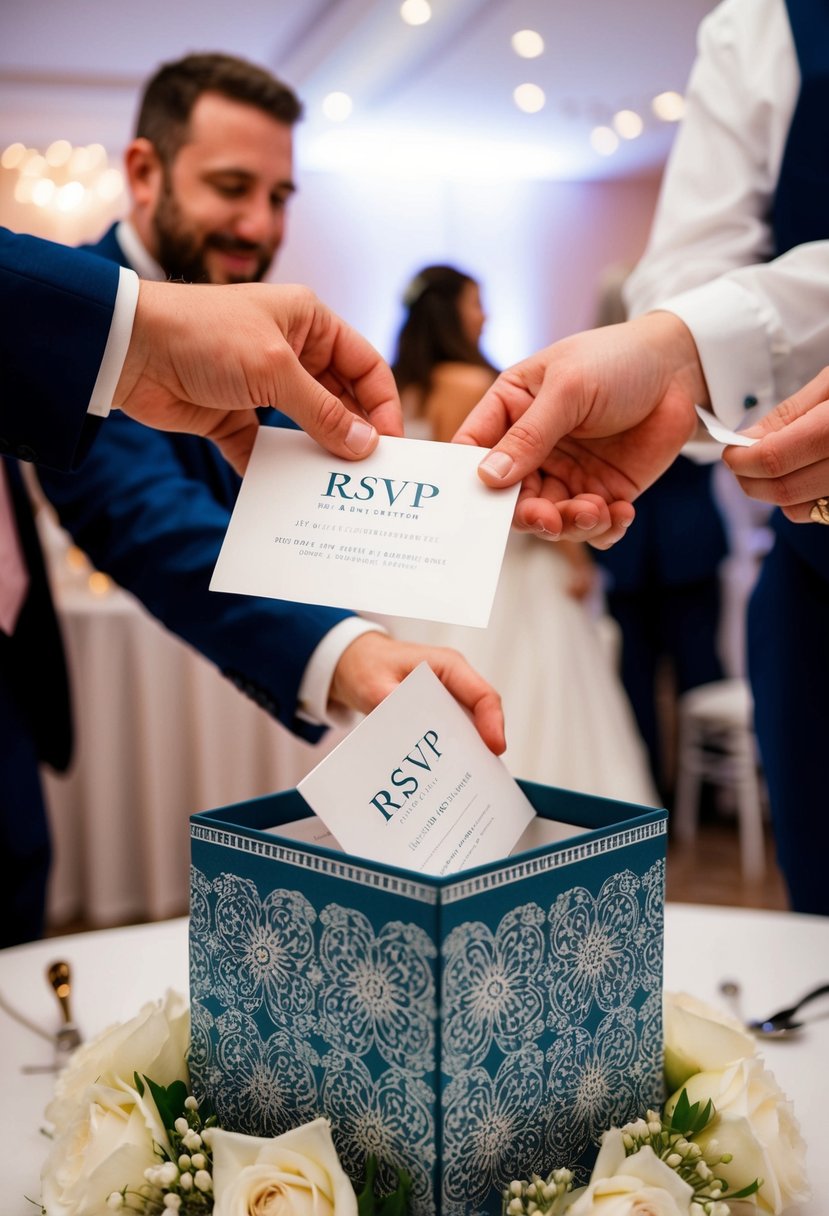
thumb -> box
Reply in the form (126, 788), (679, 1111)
(275, 361), (380, 460)
(472, 396), (570, 488)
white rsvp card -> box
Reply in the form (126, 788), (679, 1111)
(209, 428), (519, 628)
(695, 405), (758, 448)
(295, 662), (537, 877)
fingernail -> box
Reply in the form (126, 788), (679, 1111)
(480, 450), (514, 480)
(575, 513), (597, 530)
(535, 525), (560, 541)
(621, 517), (634, 529)
(346, 417), (375, 455)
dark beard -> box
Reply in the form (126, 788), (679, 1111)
(152, 178), (270, 284)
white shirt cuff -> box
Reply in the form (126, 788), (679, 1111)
(87, 266), (140, 418)
(297, 616), (388, 729)
(657, 278), (781, 431)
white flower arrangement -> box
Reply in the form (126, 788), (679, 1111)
(37, 989), (808, 1216)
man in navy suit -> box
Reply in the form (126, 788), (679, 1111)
(40, 54), (505, 751)
(2, 224), (444, 946)
(0, 57), (506, 945)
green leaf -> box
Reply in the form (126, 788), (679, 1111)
(662, 1088), (715, 1138)
(355, 1155), (411, 1216)
(356, 1155), (379, 1216)
(142, 1075), (190, 1134)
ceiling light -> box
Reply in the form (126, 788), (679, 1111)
(511, 29), (544, 59)
(613, 109), (643, 140)
(652, 91), (685, 122)
(514, 83), (546, 114)
(400, 0), (431, 25)
(322, 92), (353, 122)
(590, 126), (619, 156)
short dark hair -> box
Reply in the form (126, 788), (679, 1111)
(135, 52), (303, 164)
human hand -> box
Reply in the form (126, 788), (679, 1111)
(328, 632), (506, 755)
(558, 540), (598, 600)
(453, 312), (705, 548)
(114, 280), (403, 473)
(723, 366), (829, 523)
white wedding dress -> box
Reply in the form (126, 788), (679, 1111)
(374, 416), (659, 809)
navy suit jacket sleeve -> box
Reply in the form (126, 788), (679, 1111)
(0, 228), (118, 470)
(35, 225), (355, 742)
(39, 410), (354, 741)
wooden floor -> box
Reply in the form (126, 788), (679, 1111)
(665, 809), (789, 911)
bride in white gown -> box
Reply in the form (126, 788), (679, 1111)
(384, 264), (658, 807)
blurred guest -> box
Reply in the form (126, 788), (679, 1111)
(387, 264), (658, 805)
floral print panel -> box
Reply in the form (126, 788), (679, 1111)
(189, 858), (664, 1216)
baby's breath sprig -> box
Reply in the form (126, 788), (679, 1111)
(618, 1091), (762, 1216)
(501, 1167), (574, 1216)
(105, 1082), (218, 1216)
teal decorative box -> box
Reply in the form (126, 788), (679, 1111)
(189, 781), (666, 1216)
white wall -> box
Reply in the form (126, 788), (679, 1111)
(1, 154), (661, 368)
(272, 168), (662, 367)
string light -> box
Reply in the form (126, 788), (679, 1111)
(514, 83), (546, 114)
(1, 139), (124, 215)
(322, 92), (353, 122)
(590, 125), (619, 156)
(652, 91), (685, 122)
(400, 0), (431, 26)
(511, 30), (544, 59)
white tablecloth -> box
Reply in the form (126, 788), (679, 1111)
(42, 579), (349, 928)
(1, 903), (826, 1213)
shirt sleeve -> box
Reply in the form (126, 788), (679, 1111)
(655, 243), (829, 428)
(87, 266), (140, 418)
(624, 0), (798, 318)
(296, 616), (388, 728)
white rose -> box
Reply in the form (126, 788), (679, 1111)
(41, 1079), (169, 1216)
(663, 990), (756, 1093)
(667, 1057), (811, 1214)
(211, 1117), (358, 1216)
(46, 989), (189, 1132)
(567, 1132), (694, 1215)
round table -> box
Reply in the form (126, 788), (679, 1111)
(0, 903), (826, 1213)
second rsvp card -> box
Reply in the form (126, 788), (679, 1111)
(210, 428), (519, 628)
(296, 663), (536, 877)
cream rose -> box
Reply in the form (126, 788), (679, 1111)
(45, 989), (189, 1133)
(566, 1131), (694, 1215)
(667, 1056), (810, 1215)
(41, 1079), (169, 1216)
(663, 990), (756, 1093)
(211, 1118), (358, 1216)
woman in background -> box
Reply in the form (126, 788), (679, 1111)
(385, 264), (658, 806)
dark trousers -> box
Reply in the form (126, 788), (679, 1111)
(0, 676), (51, 948)
(607, 577), (724, 796)
(749, 534), (829, 915)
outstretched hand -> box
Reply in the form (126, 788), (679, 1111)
(453, 312), (706, 548)
(329, 632), (506, 756)
(723, 365), (829, 523)
(114, 280), (403, 473)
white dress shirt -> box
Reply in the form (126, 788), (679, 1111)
(624, 0), (829, 431)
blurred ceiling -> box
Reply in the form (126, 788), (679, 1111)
(0, 0), (717, 181)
